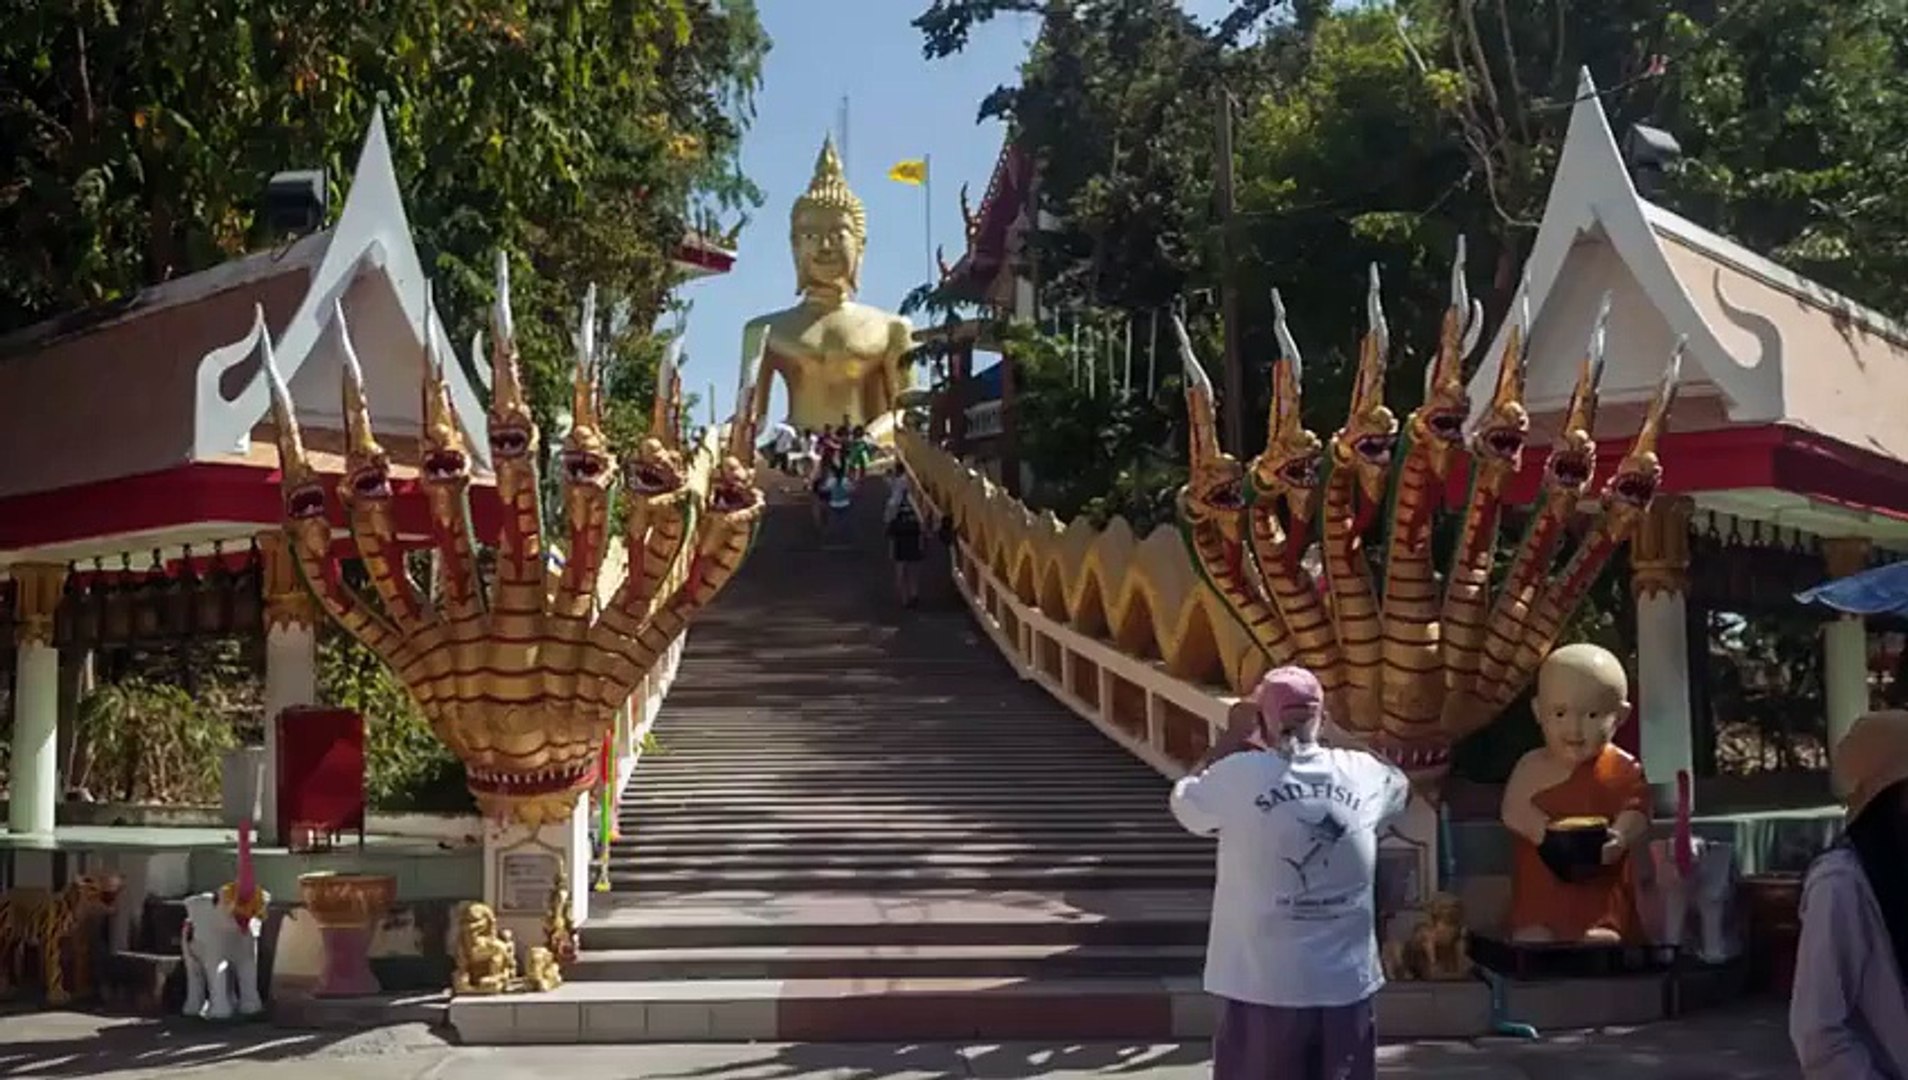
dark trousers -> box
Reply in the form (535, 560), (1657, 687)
(1212, 994), (1376, 1080)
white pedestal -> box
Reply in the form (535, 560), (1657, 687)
(1376, 794), (1441, 948)
(482, 795), (590, 962)
(1636, 590), (1694, 782)
(9, 641), (59, 836)
(1824, 616), (1867, 759)
(259, 622), (318, 842)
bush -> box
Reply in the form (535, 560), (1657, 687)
(71, 679), (236, 804)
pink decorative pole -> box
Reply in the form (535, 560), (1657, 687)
(1674, 769), (1695, 880)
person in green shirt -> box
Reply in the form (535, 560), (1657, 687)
(845, 425), (874, 479)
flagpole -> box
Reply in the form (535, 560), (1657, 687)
(923, 153), (934, 283)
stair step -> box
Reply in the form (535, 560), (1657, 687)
(611, 837), (1208, 855)
(579, 889), (1211, 949)
(447, 975), (1207, 1043)
(568, 942), (1204, 980)
(610, 828), (1198, 847)
(607, 865), (1214, 891)
(610, 850), (1212, 871)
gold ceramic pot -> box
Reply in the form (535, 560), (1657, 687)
(297, 873), (397, 930)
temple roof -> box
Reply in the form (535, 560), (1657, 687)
(939, 140), (1033, 306)
(1468, 69), (1908, 466)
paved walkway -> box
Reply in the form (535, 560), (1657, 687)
(0, 1001), (1798, 1078)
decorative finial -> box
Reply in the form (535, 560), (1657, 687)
(331, 300), (382, 460)
(1588, 291), (1612, 387)
(1366, 263), (1389, 360)
(1172, 316), (1214, 398)
(493, 250), (514, 347)
(1270, 289), (1304, 382)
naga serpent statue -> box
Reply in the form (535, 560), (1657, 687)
(264, 254), (765, 824)
(1175, 241), (1680, 793)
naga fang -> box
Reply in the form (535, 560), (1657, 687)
(1175, 243), (1680, 795)
(263, 256), (764, 824)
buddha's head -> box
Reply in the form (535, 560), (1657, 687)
(791, 137), (866, 300)
(1532, 643), (1630, 766)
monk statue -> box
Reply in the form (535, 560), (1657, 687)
(741, 136), (913, 442)
(1501, 642), (1651, 944)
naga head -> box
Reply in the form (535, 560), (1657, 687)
(1172, 316), (1247, 539)
(419, 289), (472, 491)
(486, 251), (538, 466)
(1248, 291), (1323, 518)
(1467, 286), (1532, 475)
(560, 284), (617, 503)
(626, 339), (689, 502)
(1407, 239), (1483, 480)
(1541, 293), (1611, 505)
(332, 301), (395, 512)
(260, 307), (329, 535)
(706, 384), (767, 533)
(1330, 265), (1400, 504)
(1598, 340), (1682, 536)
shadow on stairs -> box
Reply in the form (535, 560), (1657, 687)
(450, 471), (1219, 1044)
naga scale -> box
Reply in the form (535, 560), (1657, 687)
(1175, 241), (1681, 792)
(264, 254), (765, 824)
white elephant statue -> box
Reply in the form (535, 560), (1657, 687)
(181, 889), (269, 1019)
(182, 818), (271, 1020)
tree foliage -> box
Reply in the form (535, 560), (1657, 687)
(918, 0), (1908, 775)
(0, 0), (769, 440)
(918, 0), (1908, 456)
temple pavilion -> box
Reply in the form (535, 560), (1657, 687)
(0, 111), (734, 846)
(1465, 71), (1908, 804)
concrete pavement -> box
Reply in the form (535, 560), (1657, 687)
(0, 1001), (1797, 1079)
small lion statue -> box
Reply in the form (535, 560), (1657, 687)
(1382, 892), (1472, 981)
(451, 902), (518, 995)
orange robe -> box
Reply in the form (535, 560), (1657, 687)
(1507, 745), (1649, 943)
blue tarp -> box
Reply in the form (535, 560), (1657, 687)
(1794, 560), (1908, 616)
(967, 359), (1004, 402)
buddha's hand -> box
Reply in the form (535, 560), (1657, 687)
(1599, 830), (1629, 866)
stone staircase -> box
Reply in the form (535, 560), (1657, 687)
(450, 472), (1218, 1043)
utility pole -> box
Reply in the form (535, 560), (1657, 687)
(1213, 86), (1246, 457)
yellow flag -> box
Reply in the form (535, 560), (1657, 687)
(887, 158), (929, 186)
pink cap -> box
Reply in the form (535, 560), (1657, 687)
(1256, 666), (1324, 726)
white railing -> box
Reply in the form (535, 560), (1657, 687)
(899, 447), (1235, 778)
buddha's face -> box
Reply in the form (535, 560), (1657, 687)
(792, 207), (861, 296)
(1533, 650), (1630, 766)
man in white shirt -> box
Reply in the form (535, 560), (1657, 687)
(1171, 666), (1409, 1080)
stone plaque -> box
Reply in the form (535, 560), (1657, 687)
(497, 852), (559, 914)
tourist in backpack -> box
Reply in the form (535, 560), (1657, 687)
(883, 463), (924, 607)
(1790, 709), (1908, 1078)
(1170, 666), (1408, 1080)
(818, 460), (856, 549)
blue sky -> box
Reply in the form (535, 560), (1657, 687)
(677, 0), (1237, 425)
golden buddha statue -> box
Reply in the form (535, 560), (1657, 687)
(742, 136), (913, 442)
(1501, 643), (1651, 944)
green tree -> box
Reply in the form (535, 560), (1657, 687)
(0, 0), (769, 440)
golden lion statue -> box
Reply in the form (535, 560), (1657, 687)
(1382, 892), (1473, 981)
(451, 901), (518, 996)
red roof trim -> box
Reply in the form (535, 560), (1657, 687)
(1439, 424), (1908, 521)
(673, 236), (735, 275)
(0, 462), (505, 554)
